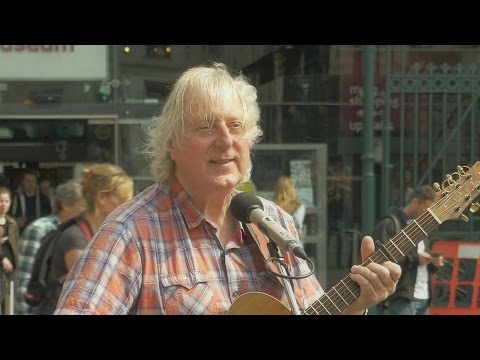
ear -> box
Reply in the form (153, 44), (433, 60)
(95, 192), (108, 207)
(169, 140), (177, 161)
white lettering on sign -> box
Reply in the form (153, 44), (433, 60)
(346, 84), (400, 134)
(0, 45), (107, 80)
(0, 45), (75, 53)
(348, 85), (400, 110)
(348, 121), (394, 133)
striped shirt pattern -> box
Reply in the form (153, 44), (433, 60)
(55, 178), (324, 315)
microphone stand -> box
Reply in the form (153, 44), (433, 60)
(266, 241), (302, 315)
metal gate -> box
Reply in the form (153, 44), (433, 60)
(382, 47), (480, 239)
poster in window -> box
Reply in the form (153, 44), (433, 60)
(290, 160), (314, 207)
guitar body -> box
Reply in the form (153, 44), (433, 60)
(228, 292), (291, 315)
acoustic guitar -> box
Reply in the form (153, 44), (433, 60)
(228, 163), (480, 315)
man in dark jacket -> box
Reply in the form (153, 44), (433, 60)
(9, 169), (52, 233)
(372, 185), (444, 315)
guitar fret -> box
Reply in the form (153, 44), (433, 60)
(371, 251), (387, 263)
(377, 252), (389, 263)
(391, 241), (404, 256)
(341, 279), (357, 299)
(332, 286), (349, 306)
(324, 293), (341, 313)
(319, 301), (331, 315)
(308, 306), (319, 315)
(400, 229), (415, 246)
(426, 208), (441, 224)
(413, 219), (428, 236)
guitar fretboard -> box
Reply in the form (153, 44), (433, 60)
(303, 209), (441, 315)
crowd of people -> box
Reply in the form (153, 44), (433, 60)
(0, 164), (133, 314)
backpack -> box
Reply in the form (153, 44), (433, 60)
(375, 213), (403, 314)
(23, 216), (91, 307)
(385, 214), (402, 236)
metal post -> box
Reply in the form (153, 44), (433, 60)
(112, 45), (120, 166)
(6, 280), (14, 315)
(362, 45), (376, 235)
(266, 242), (302, 315)
(382, 45), (393, 216)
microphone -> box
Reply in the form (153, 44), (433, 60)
(230, 192), (308, 261)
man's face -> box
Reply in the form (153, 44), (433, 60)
(413, 198), (434, 219)
(40, 180), (50, 195)
(22, 174), (38, 195)
(169, 104), (251, 194)
(62, 199), (87, 220)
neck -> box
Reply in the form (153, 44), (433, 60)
(215, 210), (238, 247)
(23, 189), (36, 197)
(176, 178), (233, 219)
(83, 211), (105, 234)
(57, 210), (77, 224)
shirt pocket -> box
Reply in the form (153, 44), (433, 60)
(159, 271), (217, 315)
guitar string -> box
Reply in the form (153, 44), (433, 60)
(304, 176), (479, 315)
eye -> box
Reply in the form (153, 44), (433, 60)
(195, 123), (213, 134)
(229, 122), (244, 134)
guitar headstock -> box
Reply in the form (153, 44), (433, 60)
(430, 161), (480, 223)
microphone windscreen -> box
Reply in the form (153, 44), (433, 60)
(230, 192), (264, 223)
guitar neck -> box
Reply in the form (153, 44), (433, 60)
(303, 209), (441, 315)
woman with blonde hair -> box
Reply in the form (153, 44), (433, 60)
(272, 176), (306, 236)
(35, 163), (133, 314)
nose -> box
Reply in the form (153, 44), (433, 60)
(215, 123), (234, 148)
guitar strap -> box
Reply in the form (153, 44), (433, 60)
(77, 217), (94, 242)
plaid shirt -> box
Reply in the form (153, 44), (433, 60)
(16, 214), (59, 315)
(55, 178), (324, 315)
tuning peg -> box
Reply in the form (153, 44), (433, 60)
(433, 182), (441, 192)
(460, 214), (469, 222)
(469, 202), (480, 213)
(457, 166), (465, 175)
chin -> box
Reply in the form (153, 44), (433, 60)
(212, 175), (239, 189)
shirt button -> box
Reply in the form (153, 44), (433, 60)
(232, 291), (239, 298)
